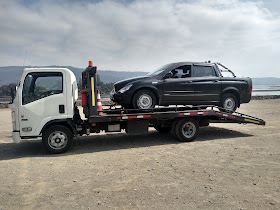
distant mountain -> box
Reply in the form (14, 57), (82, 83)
(0, 66), (148, 86)
(252, 77), (280, 86)
(0, 66), (279, 86)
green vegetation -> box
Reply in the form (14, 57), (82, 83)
(96, 74), (114, 94)
(0, 83), (17, 97)
(77, 74), (114, 95)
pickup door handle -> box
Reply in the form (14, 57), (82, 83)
(186, 81), (193, 84)
(212, 80), (219, 83)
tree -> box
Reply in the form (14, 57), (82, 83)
(77, 74), (113, 95)
(0, 83), (17, 97)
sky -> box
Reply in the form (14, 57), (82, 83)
(0, 0), (280, 78)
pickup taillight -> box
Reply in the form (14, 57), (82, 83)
(249, 85), (253, 95)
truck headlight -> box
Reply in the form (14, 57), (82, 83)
(119, 84), (133, 93)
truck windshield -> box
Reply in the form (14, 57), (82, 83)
(146, 64), (172, 76)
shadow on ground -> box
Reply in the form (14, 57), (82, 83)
(0, 126), (252, 161)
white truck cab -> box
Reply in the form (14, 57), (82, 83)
(10, 68), (78, 143)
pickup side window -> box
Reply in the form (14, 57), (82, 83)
(192, 65), (216, 77)
(169, 65), (191, 78)
(22, 72), (63, 105)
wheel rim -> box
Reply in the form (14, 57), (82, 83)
(137, 93), (153, 109)
(182, 122), (196, 138)
(223, 97), (235, 110)
(48, 131), (68, 150)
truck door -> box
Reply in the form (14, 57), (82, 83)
(18, 71), (67, 137)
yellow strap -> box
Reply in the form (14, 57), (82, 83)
(244, 118), (260, 124)
(91, 77), (95, 106)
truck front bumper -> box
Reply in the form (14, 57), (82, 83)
(12, 131), (21, 143)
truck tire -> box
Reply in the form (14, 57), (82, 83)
(154, 124), (172, 133)
(175, 118), (199, 142)
(171, 119), (180, 138)
(220, 93), (238, 112)
(132, 89), (156, 109)
(42, 125), (73, 154)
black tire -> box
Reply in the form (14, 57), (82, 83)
(171, 119), (180, 138)
(42, 125), (73, 154)
(220, 93), (238, 112)
(132, 89), (156, 109)
(154, 124), (172, 133)
(174, 119), (199, 142)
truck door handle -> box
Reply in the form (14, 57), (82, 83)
(59, 105), (65, 114)
(186, 81), (193, 84)
(212, 80), (219, 83)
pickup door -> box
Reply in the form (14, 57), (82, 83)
(159, 65), (194, 103)
(191, 65), (221, 103)
(160, 77), (194, 103)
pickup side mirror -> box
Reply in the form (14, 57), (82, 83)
(163, 72), (172, 79)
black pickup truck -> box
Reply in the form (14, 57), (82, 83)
(110, 62), (252, 112)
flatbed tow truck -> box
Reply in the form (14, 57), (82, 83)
(10, 61), (265, 153)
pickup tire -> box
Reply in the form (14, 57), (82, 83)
(175, 118), (199, 142)
(132, 89), (156, 109)
(42, 125), (73, 154)
(220, 93), (238, 112)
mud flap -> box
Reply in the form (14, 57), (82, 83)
(126, 120), (149, 135)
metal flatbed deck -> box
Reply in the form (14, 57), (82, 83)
(89, 106), (266, 125)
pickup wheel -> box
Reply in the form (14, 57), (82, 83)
(132, 89), (156, 109)
(175, 119), (199, 142)
(220, 93), (238, 112)
(42, 125), (73, 154)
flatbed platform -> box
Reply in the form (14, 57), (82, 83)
(89, 106), (266, 125)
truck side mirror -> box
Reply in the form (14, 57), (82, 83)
(163, 72), (172, 79)
(9, 87), (14, 104)
(9, 85), (17, 104)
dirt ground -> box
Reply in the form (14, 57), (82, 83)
(0, 99), (279, 210)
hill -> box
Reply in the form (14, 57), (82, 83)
(251, 77), (280, 86)
(0, 66), (148, 86)
(0, 66), (279, 86)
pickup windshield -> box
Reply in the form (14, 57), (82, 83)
(147, 64), (172, 76)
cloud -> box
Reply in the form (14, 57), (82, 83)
(0, 0), (279, 77)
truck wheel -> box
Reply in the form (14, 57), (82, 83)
(175, 119), (199, 142)
(154, 124), (172, 133)
(42, 125), (73, 154)
(132, 89), (156, 109)
(220, 93), (238, 112)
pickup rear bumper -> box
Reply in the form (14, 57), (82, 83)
(240, 94), (252, 104)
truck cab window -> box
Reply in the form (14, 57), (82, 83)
(22, 72), (63, 105)
(193, 65), (216, 77)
